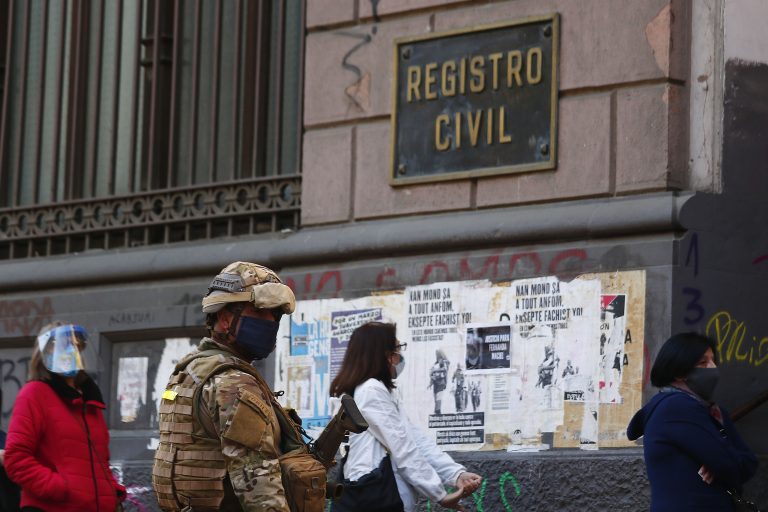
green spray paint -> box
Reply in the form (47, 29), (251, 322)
(470, 478), (488, 511)
(423, 470), (523, 511)
(499, 471), (522, 511)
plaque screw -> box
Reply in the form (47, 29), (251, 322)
(539, 143), (550, 155)
(543, 25), (552, 37)
(398, 164), (407, 175)
(401, 47), (411, 60)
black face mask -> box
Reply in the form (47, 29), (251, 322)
(686, 367), (720, 402)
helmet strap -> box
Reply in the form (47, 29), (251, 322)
(209, 304), (245, 344)
(225, 303), (245, 339)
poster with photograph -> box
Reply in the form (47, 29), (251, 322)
(272, 270), (645, 452)
(281, 299), (341, 435)
(594, 270), (646, 449)
(464, 324), (512, 371)
(276, 295), (402, 437)
(117, 356), (148, 423)
(286, 360), (313, 418)
(555, 272), (645, 449)
(599, 295), (627, 404)
(400, 281), (495, 449)
(509, 276), (601, 447)
(330, 308), (383, 381)
(151, 338), (195, 419)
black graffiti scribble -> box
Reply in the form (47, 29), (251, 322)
(336, 0), (380, 110)
(337, 30), (372, 83)
(370, 0), (381, 22)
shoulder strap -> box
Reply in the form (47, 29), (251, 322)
(189, 357), (258, 438)
(184, 351), (307, 452)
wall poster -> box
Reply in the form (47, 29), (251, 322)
(275, 271), (646, 451)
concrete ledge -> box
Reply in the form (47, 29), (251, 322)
(0, 192), (692, 292)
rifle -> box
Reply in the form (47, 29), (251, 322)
(308, 394), (368, 500)
(311, 394), (368, 469)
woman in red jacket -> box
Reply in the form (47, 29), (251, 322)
(4, 322), (126, 512)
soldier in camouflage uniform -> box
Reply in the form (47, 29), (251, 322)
(152, 262), (296, 511)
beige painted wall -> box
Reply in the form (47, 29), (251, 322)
(301, 0), (693, 226)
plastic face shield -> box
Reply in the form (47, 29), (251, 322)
(38, 324), (87, 377)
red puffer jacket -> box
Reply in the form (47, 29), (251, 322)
(5, 375), (126, 512)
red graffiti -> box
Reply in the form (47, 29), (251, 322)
(317, 271), (342, 295)
(286, 271), (343, 300)
(752, 254), (768, 265)
(284, 248), (591, 297)
(0, 297), (54, 336)
(509, 252), (542, 275)
(459, 254), (500, 280)
(375, 268), (397, 288)
(419, 261), (451, 284)
(548, 249), (587, 275)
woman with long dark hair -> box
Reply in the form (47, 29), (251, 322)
(4, 321), (126, 512)
(627, 332), (757, 511)
(331, 322), (482, 512)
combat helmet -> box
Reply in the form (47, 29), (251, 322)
(202, 261), (296, 315)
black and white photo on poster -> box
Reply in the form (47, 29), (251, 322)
(557, 329), (599, 403)
(510, 276), (601, 442)
(599, 295), (627, 403)
(526, 324), (562, 408)
(427, 349), (451, 415)
(468, 379), (483, 412)
(450, 362), (469, 412)
(464, 323), (512, 371)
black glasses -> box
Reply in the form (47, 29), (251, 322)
(395, 342), (407, 352)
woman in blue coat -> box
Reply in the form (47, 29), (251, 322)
(627, 332), (758, 511)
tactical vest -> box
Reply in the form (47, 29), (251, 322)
(152, 345), (326, 512)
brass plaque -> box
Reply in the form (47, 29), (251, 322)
(390, 14), (559, 185)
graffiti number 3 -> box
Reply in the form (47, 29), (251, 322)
(682, 287), (704, 325)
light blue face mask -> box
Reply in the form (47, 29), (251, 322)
(393, 354), (405, 379)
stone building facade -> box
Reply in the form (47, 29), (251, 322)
(0, 1), (766, 510)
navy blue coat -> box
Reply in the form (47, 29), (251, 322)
(627, 390), (758, 511)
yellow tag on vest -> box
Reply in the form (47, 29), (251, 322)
(162, 389), (178, 401)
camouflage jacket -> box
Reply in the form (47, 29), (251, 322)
(153, 338), (289, 512)
(198, 339), (289, 511)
